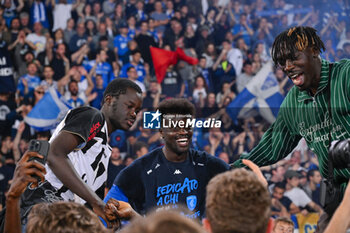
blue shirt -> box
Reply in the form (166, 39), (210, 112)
(148, 30), (159, 43)
(104, 148), (229, 219)
(114, 35), (132, 56)
(231, 23), (253, 47)
(86, 60), (114, 89)
(90, 87), (105, 109)
(17, 74), (41, 97)
(69, 34), (88, 53)
(66, 97), (85, 108)
(128, 28), (136, 38)
(119, 63), (146, 82)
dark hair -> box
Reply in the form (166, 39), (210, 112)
(127, 66), (136, 73)
(158, 98), (195, 117)
(69, 80), (78, 85)
(274, 182), (286, 190)
(243, 60), (252, 66)
(307, 169), (319, 180)
(43, 65), (53, 70)
(131, 49), (141, 55)
(99, 35), (108, 41)
(102, 78), (142, 104)
(271, 26), (325, 67)
(97, 48), (107, 55)
(133, 141), (148, 157)
(36, 131), (51, 139)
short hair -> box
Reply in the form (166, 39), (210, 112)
(102, 78), (142, 104)
(307, 169), (319, 181)
(69, 79), (78, 86)
(274, 182), (286, 190)
(158, 98), (195, 117)
(19, 11), (29, 19)
(26, 202), (109, 233)
(206, 169), (271, 233)
(122, 209), (206, 233)
(97, 48), (107, 55)
(243, 60), (252, 67)
(131, 49), (141, 55)
(35, 131), (51, 139)
(127, 66), (136, 73)
(133, 141), (148, 153)
(43, 65), (53, 70)
(271, 26), (325, 67)
(273, 217), (294, 231)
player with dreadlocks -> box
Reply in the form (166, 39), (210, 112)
(232, 26), (350, 232)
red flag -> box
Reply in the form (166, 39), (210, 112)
(150, 47), (177, 83)
(150, 47), (199, 83)
(175, 48), (198, 65)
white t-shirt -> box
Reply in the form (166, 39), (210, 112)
(284, 187), (312, 208)
(193, 88), (207, 103)
(227, 48), (243, 76)
(52, 3), (72, 31)
(26, 33), (46, 56)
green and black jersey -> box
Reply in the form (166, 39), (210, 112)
(234, 59), (350, 189)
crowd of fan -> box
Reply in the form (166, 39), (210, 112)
(0, 0), (349, 231)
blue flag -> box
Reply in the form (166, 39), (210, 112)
(25, 88), (72, 131)
(226, 61), (284, 124)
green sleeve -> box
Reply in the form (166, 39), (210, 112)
(232, 114), (301, 168)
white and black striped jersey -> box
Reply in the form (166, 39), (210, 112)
(45, 106), (111, 204)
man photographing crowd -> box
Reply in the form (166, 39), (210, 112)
(233, 26), (350, 232)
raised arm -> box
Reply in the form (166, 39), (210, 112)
(4, 152), (46, 233)
(12, 122), (26, 162)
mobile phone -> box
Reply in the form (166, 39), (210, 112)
(28, 139), (50, 165)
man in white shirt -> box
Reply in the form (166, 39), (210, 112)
(284, 170), (323, 215)
(222, 40), (243, 76)
(26, 22), (46, 57)
(52, 0), (80, 31)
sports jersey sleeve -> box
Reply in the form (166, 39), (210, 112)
(104, 184), (129, 203)
(107, 160), (145, 212)
(119, 64), (130, 78)
(206, 154), (230, 179)
(61, 107), (104, 147)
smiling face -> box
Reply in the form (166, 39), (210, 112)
(160, 116), (193, 157)
(273, 221), (294, 233)
(105, 87), (142, 131)
(272, 27), (325, 95)
(281, 48), (321, 93)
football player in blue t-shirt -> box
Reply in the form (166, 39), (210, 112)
(104, 98), (229, 222)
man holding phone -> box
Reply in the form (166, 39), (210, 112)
(17, 78), (143, 229)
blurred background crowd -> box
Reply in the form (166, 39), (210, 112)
(0, 0), (349, 231)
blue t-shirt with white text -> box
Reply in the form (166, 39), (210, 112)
(104, 148), (229, 219)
